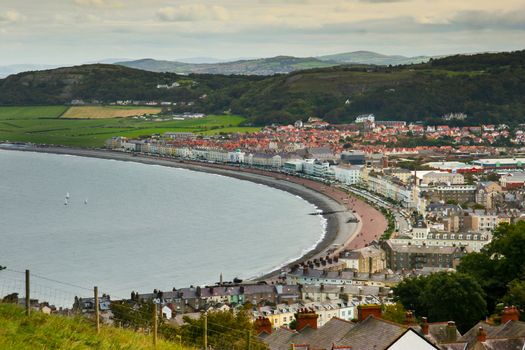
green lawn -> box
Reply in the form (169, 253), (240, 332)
(0, 106), (259, 148)
(0, 106), (68, 120)
(0, 303), (186, 350)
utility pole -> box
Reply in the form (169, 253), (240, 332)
(94, 286), (100, 334)
(203, 314), (208, 350)
(152, 303), (158, 348)
(25, 269), (30, 316)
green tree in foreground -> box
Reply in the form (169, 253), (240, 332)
(381, 302), (408, 324)
(502, 280), (525, 321)
(173, 310), (268, 350)
(458, 221), (525, 314)
(110, 300), (154, 330)
(394, 272), (487, 333)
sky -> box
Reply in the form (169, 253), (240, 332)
(0, 0), (524, 65)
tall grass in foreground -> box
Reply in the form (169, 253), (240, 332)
(0, 303), (188, 350)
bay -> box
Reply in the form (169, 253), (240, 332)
(0, 150), (324, 305)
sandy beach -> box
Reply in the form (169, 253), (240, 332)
(1, 144), (387, 279)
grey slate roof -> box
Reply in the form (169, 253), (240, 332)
(263, 318), (355, 350)
(338, 316), (410, 350)
(427, 322), (462, 344)
(475, 337), (525, 350)
(456, 320), (525, 350)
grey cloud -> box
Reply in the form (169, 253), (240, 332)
(258, 0), (311, 3)
(156, 4), (229, 22)
(73, 0), (123, 8)
(450, 9), (525, 30)
(358, 0), (408, 3)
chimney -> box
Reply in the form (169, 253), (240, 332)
(445, 321), (457, 342)
(357, 304), (382, 321)
(404, 311), (416, 325)
(296, 308), (318, 331)
(421, 317), (429, 335)
(501, 305), (520, 323)
(254, 317), (272, 335)
(477, 327), (487, 342)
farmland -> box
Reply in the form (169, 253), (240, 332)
(62, 106), (162, 119)
(0, 106), (259, 148)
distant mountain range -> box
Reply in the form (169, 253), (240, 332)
(115, 51), (435, 75)
(0, 51), (438, 78)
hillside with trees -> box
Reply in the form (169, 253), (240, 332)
(1, 50), (524, 126)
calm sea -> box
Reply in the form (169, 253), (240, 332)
(0, 150), (324, 304)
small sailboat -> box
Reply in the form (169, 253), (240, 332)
(84, 198), (88, 205)
(66, 192), (70, 199)
(64, 198), (68, 205)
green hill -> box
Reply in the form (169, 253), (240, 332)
(0, 303), (185, 350)
(317, 50), (433, 65)
(116, 56), (337, 75)
(0, 63), (262, 108)
(1, 50), (525, 126)
(226, 50), (525, 125)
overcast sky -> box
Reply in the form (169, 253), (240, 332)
(0, 0), (524, 65)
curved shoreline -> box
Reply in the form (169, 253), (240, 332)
(0, 144), (387, 281)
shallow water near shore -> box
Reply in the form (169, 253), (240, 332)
(0, 150), (324, 305)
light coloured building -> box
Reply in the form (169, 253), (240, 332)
(391, 231), (491, 252)
(472, 158), (525, 169)
(283, 160), (303, 172)
(313, 161), (331, 178)
(228, 149), (245, 163)
(500, 172), (525, 189)
(421, 184), (477, 204)
(422, 172), (465, 185)
(253, 298), (380, 328)
(333, 164), (363, 185)
(303, 159), (316, 175)
(464, 211), (511, 233)
(339, 245), (386, 273)
(355, 114), (375, 124)
(300, 284), (390, 303)
(366, 173), (414, 208)
(476, 182), (503, 209)
(385, 168), (413, 184)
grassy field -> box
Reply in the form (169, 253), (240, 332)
(0, 106), (260, 148)
(0, 106), (68, 120)
(0, 303), (186, 350)
(62, 106), (162, 119)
